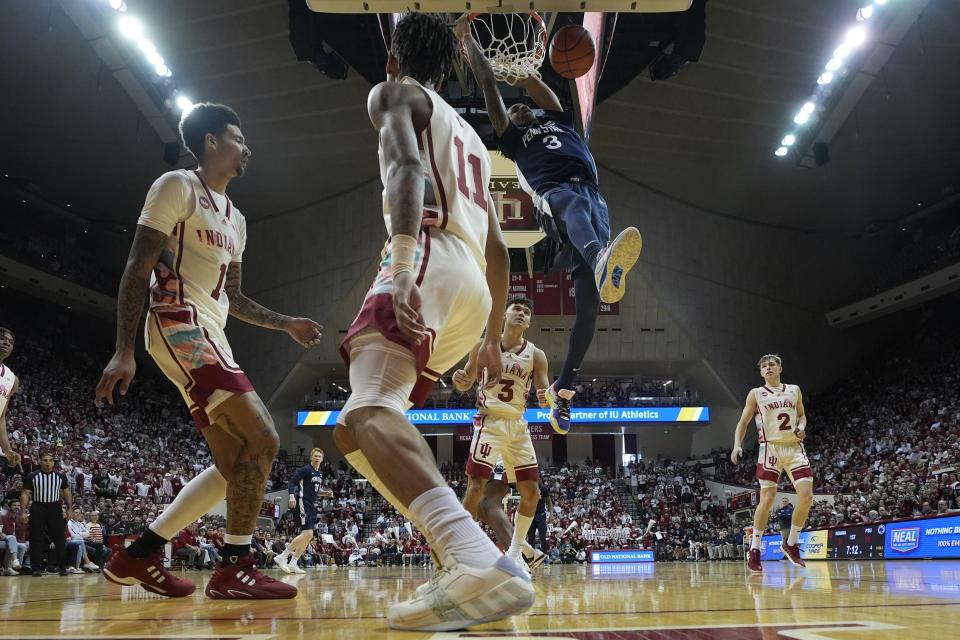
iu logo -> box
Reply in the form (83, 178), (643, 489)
(768, 456), (778, 466)
(198, 196), (211, 210)
(479, 443), (492, 458)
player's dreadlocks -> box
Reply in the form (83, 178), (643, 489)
(391, 12), (456, 88)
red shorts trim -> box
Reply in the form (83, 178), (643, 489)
(466, 457), (494, 479)
(790, 466), (813, 480)
(514, 464), (540, 482)
(756, 464), (780, 482)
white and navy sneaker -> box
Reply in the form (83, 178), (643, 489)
(524, 548), (547, 571)
(388, 556), (536, 632)
(594, 227), (642, 304)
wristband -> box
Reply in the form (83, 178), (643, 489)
(391, 234), (418, 277)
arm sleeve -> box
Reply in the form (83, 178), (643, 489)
(496, 123), (523, 160)
(137, 172), (193, 235)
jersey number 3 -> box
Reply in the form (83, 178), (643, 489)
(454, 137), (489, 210)
(497, 379), (515, 403)
(543, 135), (562, 150)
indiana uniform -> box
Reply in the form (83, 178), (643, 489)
(0, 363), (17, 419)
(466, 340), (540, 483)
(753, 383), (813, 488)
(137, 169), (253, 430)
(339, 77), (493, 414)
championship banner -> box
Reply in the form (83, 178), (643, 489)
(590, 549), (654, 563)
(298, 406), (710, 427)
(884, 515), (960, 558)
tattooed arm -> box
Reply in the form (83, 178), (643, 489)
(95, 224), (171, 406)
(455, 14), (510, 136)
(224, 262), (323, 347)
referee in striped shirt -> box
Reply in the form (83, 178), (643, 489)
(21, 453), (72, 576)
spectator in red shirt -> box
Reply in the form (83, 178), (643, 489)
(172, 523), (201, 569)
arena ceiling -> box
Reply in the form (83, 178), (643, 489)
(1, 0), (958, 238)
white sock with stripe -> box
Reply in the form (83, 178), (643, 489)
(508, 514), (534, 559)
(409, 487), (501, 569)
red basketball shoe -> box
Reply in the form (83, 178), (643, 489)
(782, 542), (806, 568)
(746, 548), (763, 574)
(103, 548), (196, 597)
(205, 555), (297, 599)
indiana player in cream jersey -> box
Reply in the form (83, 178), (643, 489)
(330, 13), (532, 632)
(0, 327), (22, 470)
(95, 103), (321, 600)
(731, 354), (813, 574)
(453, 296), (550, 568)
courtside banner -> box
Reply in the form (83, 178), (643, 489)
(590, 549), (655, 563)
(759, 529), (827, 561)
(883, 515), (960, 558)
(297, 406), (710, 427)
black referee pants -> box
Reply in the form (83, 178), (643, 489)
(29, 503), (66, 572)
(527, 515), (549, 551)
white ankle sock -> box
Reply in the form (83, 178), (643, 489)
(751, 532), (762, 551)
(787, 525), (802, 546)
(508, 514), (534, 557)
(345, 450), (441, 553)
(409, 487), (501, 568)
(149, 466), (227, 540)
(521, 541), (535, 557)
(223, 533), (252, 545)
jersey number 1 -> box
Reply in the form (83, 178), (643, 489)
(454, 137), (489, 210)
(211, 264), (227, 301)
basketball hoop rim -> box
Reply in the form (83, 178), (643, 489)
(463, 11), (548, 85)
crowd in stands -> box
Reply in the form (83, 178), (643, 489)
(303, 377), (701, 412)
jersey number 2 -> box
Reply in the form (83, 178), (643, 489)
(777, 412), (792, 431)
(454, 137), (489, 210)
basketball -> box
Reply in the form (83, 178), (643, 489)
(549, 25), (596, 79)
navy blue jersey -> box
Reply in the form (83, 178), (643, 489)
(497, 110), (598, 193)
(288, 464), (326, 509)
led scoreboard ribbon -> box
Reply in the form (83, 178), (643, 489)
(298, 406), (710, 427)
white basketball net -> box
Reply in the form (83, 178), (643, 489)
(469, 12), (547, 86)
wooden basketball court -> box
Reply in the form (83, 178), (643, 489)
(1, 560), (956, 639)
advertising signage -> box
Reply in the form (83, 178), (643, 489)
(590, 549), (655, 563)
(883, 515), (960, 559)
(828, 524), (884, 559)
(298, 406), (710, 427)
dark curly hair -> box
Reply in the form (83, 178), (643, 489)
(392, 12), (456, 87)
(178, 103), (241, 162)
(507, 296), (533, 313)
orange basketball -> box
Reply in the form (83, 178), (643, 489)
(549, 25), (596, 80)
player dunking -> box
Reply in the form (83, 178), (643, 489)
(95, 103), (322, 599)
(273, 447), (333, 573)
(456, 14), (642, 436)
(731, 354), (813, 573)
(0, 327), (22, 470)
(453, 296), (549, 568)
(330, 13), (534, 631)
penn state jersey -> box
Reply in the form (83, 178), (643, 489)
(0, 364), (16, 418)
(138, 170), (247, 331)
(498, 109), (598, 194)
(378, 77), (490, 270)
(753, 384), (801, 445)
(477, 340), (536, 419)
(288, 464), (325, 508)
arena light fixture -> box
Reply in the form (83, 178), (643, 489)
(155, 63), (171, 77)
(775, 146), (789, 157)
(857, 5), (874, 21)
(801, 101), (816, 115)
(176, 95), (194, 112)
(875, 0), (888, 6)
(793, 111), (810, 125)
(846, 25), (868, 46)
(833, 44), (852, 59)
(817, 72), (834, 85)
(825, 57), (843, 72)
(118, 16), (143, 40)
(782, 134), (797, 146)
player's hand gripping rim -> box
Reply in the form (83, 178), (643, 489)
(94, 350), (137, 408)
